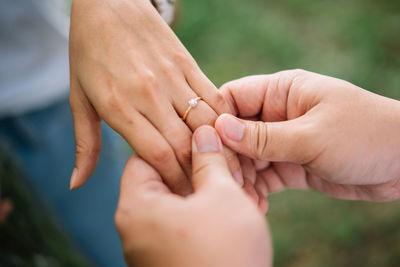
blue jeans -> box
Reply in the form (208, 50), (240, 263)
(0, 98), (127, 266)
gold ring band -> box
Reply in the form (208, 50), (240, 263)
(182, 97), (202, 122)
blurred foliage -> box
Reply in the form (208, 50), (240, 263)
(1, 0), (399, 266)
(175, 0), (400, 266)
(176, 0), (400, 99)
(0, 154), (89, 267)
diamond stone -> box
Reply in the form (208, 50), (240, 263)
(188, 98), (198, 107)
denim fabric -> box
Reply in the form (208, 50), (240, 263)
(0, 98), (127, 267)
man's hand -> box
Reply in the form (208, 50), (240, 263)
(216, 70), (400, 202)
(115, 126), (271, 267)
(69, 0), (242, 194)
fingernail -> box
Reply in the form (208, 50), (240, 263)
(220, 114), (245, 141)
(195, 126), (220, 153)
(233, 170), (244, 186)
(70, 168), (79, 190)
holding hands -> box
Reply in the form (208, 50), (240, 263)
(69, 0), (242, 194)
(67, 2), (400, 264)
(116, 69), (400, 266)
(115, 126), (271, 267)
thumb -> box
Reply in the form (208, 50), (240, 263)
(215, 114), (311, 164)
(69, 81), (102, 189)
(191, 126), (236, 192)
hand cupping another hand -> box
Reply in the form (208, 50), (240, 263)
(68, 0), (243, 194)
(115, 126), (271, 267)
(216, 69), (400, 202)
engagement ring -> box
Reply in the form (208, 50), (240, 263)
(182, 97), (202, 122)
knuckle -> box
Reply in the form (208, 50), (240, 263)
(204, 115), (217, 126)
(159, 59), (176, 76)
(75, 136), (100, 160)
(103, 93), (119, 112)
(219, 80), (236, 92)
(176, 143), (192, 163)
(251, 121), (269, 160)
(280, 68), (307, 79)
(291, 68), (307, 76)
(150, 147), (174, 166)
(214, 91), (228, 110)
(139, 69), (157, 86)
(140, 87), (159, 106)
(100, 90), (128, 121)
(135, 71), (159, 103)
(175, 51), (196, 67)
(277, 69), (307, 89)
(165, 127), (192, 159)
(198, 111), (218, 127)
(134, 69), (158, 94)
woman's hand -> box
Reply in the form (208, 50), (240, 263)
(115, 126), (271, 267)
(69, 0), (242, 194)
(216, 70), (400, 202)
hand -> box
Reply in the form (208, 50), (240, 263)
(69, 0), (242, 194)
(215, 69), (400, 202)
(115, 126), (271, 267)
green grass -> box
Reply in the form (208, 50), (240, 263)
(1, 0), (400, 266)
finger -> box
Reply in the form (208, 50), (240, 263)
(305, 174), (371, 201)
(253, 176), (270, 214)
(119, 155), (170, 201)
(273, 162), (308, 190)
(239, 155), (257, 184)
(219, 71), (310, 122)
(219, 75), (272, 117)
(253, 159), (270, 171)
(116, 155), (172, 234)
(215, 114), (314, 164)
(172, 85), (219, 130)
(172, 84), (244, 186)
(183, 67), (245, 186)
(257, 191), (269, 214)
(191, 126), (235, 192)
(255, 173), (271, 196)
(223, 147), (244, 186)
(242, 177), (259, 205)
(69, 79), (102, 189)
(257, 163), (308, 194)
(243, 177), (269, 214)
(184, 64), (233, 115)
(138, 98), (193, 177)
(107, 110), (192, 196)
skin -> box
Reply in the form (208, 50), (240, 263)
(115, 126), (272, 267)
(68, 0), (243, 194)
(215, 69), (400, 202)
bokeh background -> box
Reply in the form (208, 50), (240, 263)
(1, 0), (399, 266)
